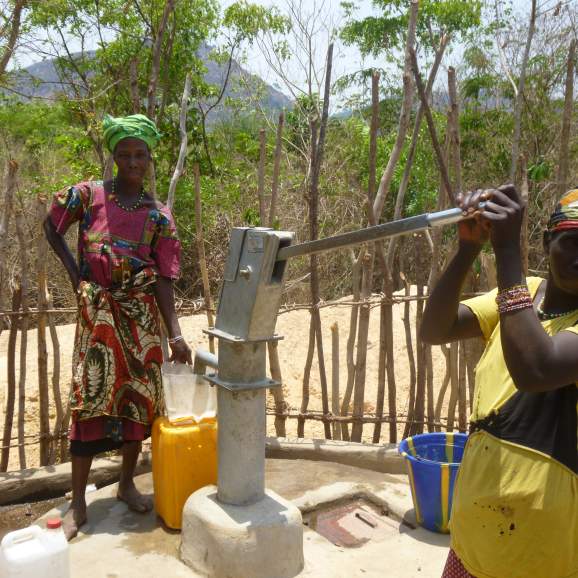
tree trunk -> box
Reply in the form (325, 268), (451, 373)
(372, 0), (418, 220)
(386, 35), (449, 267)
(146, 0), (177, 120)
(410, 49), (452, 202)
(129, 57), (140, 113)
(167, 73), (191, 210)
(557, 39), (576, 197)
(510, 0), (537, 182)
(0, 0), (27, 77)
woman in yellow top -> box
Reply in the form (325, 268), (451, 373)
(421, 184), (578, 578)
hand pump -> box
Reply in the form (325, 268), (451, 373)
(182, 205), (479, 578)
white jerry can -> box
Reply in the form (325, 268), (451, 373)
(0, 518), (70, 578)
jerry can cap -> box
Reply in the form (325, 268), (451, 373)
(46, 518), (62, 529)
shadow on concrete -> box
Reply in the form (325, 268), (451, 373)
(204, 490), (293, 527)
(398, 508), (451, 547)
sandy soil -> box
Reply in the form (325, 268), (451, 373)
(0, 291), (452, 472)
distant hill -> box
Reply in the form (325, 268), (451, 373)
(1, 44), (292, 119)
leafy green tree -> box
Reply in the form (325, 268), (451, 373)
(341, 0), (482, 59)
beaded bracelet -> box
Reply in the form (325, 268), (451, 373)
(495, 284), (533, 314)
(168, 335), (184, 345)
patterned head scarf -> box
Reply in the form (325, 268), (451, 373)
(547, 188), (578, 233)
(102, 114), (161, 153)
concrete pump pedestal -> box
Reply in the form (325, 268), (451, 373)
(180, 485), (304, 578)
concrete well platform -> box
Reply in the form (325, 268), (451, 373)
(38, 459), (450, 578)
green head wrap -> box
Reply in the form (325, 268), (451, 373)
(102, 114), (161, 153)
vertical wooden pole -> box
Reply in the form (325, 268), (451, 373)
(298, 321), (315, 438)
(447, 342), (459, 432)
(257, 128), (267, 224)
(372, 289), (387, 444)
(47, 292), (63, 464)
(194, 163), (215, 353)
(15, 208), (28, 469)
(352, 69), (380, 443)
(266, 112), (288, 438)
(1, 286), (21, 471)
(401, 271), (417, 439)
(412, 282), (426, 435)
(268, 112), (284, 228)
(434, 344), (451, 432)
(425, 343), (435, 432)
(384, 277), (397, 443)
(37, 198), (50, 465)
(340, 253), (362, 441)
(305, 43), (334, 440)
(351, 248), (373, 442)
(268, 341), (286, 437)
(458, 342), (468, 432)
(0, 159), (17, 332)
(331, 323), (341, 441)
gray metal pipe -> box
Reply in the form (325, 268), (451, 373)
(193, 349), (218, 375)
(276, 206), (472, 262)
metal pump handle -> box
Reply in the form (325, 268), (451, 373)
(276, 205), (481, 262)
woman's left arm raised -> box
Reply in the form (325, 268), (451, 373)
(482, 184), (578, 392)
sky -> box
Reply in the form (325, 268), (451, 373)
(11, 0), (547, 107)
(218, 0), (538, 107)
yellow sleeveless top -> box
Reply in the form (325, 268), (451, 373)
(452, 278), (578, 578)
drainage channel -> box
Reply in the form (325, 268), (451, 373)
(302, 497), (416, 549)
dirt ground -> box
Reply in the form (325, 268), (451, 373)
(0, 497), (66, 541)
(0, 290), (452, 472)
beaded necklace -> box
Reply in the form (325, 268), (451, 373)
(111, 177), (145, 212)
(536, 297), (578, 321)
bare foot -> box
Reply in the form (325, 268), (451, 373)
(62, 500), (87, 541)
(117, 483), (153, 513)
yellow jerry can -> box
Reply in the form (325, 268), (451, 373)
(152, 416), (218, 529)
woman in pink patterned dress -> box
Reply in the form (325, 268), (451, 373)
(44, 114), (192, 540)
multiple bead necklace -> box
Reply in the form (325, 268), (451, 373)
(111, 177), (145, 212)
(536, 297), (578, 321)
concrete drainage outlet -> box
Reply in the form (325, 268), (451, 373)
(302, 497), (416, 548)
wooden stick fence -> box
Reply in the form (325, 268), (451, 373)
(0, 154), (480, 472)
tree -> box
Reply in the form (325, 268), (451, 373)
(0, 0), (27, 78)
